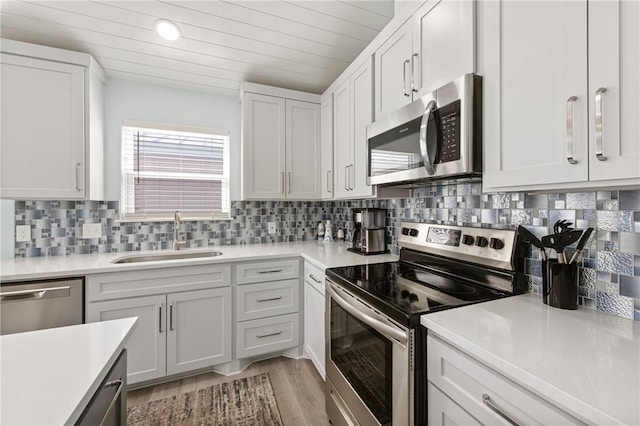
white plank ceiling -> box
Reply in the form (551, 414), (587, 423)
(0, 0), (394, 96)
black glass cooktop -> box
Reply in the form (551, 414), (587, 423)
(326, 261), (508, 327)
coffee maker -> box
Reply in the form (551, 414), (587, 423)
(349, 208), (387, 255)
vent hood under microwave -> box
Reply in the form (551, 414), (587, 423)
(367, 74), (482, 187)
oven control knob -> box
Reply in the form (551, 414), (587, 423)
(475, 236), (489, 248)
(490, 238), (505, 250)
(401, 227), (410, 235)
(461, 235), (475, 245)
(409, 229), (419, 237)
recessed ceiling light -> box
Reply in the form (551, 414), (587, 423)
(155, 19), (181, 41)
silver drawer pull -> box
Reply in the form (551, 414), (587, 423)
(0, 285), (70, 301)
(256, 330), (282, 339)
(258, 269), (283, 274)
(482, 394), (520, 426)
(309, 274), (322, 284)
(256, 296), (282, 302)
(158, 304), (163, 333)
(99, 379), (125, 426)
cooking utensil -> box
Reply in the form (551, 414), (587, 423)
(568, 228), (594, 264)
(553, 220), (573, 235)
(517, 225), (548, 261)
(542, 229), (583, 263)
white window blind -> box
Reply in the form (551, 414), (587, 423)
(121, 121), (230, 220)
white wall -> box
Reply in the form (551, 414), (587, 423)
(104, 78), (242, 201)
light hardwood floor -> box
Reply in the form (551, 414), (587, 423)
(127, 357), (330, 426)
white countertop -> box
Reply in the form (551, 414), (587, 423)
(421, 294), (640, 425)
(0, 241), (398, 282)
(0, 317), (137, 425)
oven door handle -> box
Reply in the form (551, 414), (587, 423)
(419, 99), (437, 176)
(328, 283), (408, 347)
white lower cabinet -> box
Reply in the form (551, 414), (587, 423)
(234, 258), (301, 360)
(166, 288), (231, 376)
(427, 333), (582, 425)
(303, 261), (325, 379)
(86, 265), (232, 385)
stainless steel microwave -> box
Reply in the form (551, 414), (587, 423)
(367, 74), (482, 186)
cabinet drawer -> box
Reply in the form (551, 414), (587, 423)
(86, 264), (231, 301)
(236, 313), (299, 359)
(236, 279), (299, 321)
(235, 258), (300, 284)
(427, 334), (582, 425)
(428, 382), (480, 426)
(304, 261), (325, 296)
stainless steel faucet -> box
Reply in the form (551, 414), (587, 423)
(173, 211), (186, 251)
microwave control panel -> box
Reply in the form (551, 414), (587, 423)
(436, 99), (461, 164)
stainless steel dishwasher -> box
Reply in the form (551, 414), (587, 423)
(0, 278), (84, 335)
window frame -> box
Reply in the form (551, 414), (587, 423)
(120, 120), (231, 221)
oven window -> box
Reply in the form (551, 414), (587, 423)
(330, 299), (392, 425)
(368, 116), (423, 177)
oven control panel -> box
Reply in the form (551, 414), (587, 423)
(398, 222), (516, 271)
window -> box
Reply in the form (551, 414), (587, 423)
(121, 121), (230, 220)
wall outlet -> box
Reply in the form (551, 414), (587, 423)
(268, 222), (277, 235)
(16, 225), (31, 242)
(82, 223), (102, 239)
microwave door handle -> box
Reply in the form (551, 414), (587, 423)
(419, 100), (437, 175)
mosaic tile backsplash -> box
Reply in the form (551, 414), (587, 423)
(13, 183), (640, 321)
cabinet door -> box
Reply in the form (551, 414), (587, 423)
(588, 0), (640, 182)
(482, 1), (589, 190)
(87, 295), (166, 384)
(0, 54), (85, 199)
(333, 79), (352, 199)
(242, 93), (286, 199)
(374, 20), (413, 120)
(321, 95), (334, 199)
(304, 281), (325, 379)
(166, 288), (232, 376)
(413, 0), (475, 97)
(351, 58), (376, 198)
(428, 383), (481, 426)
(286, 99), (321, 199)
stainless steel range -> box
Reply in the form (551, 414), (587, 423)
(325, 222), (526, 426)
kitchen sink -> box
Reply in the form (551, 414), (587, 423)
(111, 250), (223, 264)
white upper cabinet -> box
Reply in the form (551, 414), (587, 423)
(587, 0), (640, 182)
(374, 0), (475, 120)
(320, 94), (334, 199)
(241, 84), (321, 200)
(482, 0), (640, 192)
(0, 39), (104, 200)
(333, 57), (376, 199)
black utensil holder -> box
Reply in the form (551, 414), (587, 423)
(542, 260), (578, 310)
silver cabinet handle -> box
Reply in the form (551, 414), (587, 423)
(158, 304), (163, 333)
(327, 170), (332, 193)
(566, 96), (578, 164)
(344, 165), (349, 190)
(482, 394), (520, 426)
(595, 87), (607, 161)
(350, 164), (354, 190)
(403, 59), (411, 97)
(419, 100), (437, 175)
(411, 53), (419, 93)
(258, 269), (283, 274)
(75, 162), (82, 191)
(309, 274), (322, 284)
(256, 330), (282, 339)
(0, 285), (70, 301)
(169, 303), (174, 331)
(99, 379), (125, 426)
(287, 171), (292, 194)
(256, 296), (282, 302)
(280, 172), (285, 194)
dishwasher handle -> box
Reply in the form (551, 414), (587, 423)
(0, 285), (71, 301)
